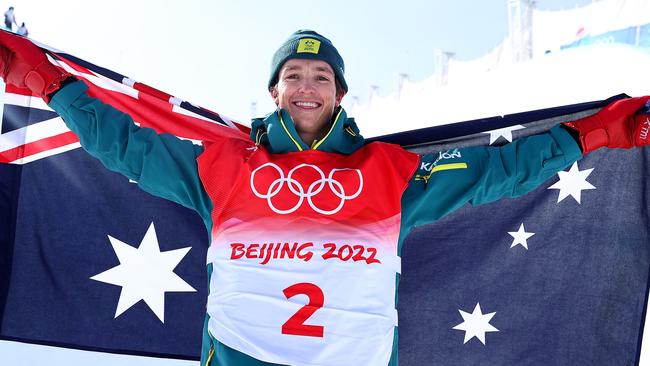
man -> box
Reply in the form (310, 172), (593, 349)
(16, 22), (28, 37)
(0, 29), (648, 365)
(3, 7), (16, 31)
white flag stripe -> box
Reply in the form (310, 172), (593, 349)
(30, 38), (65, 54)
(0, 117), (70, 151)
(10, 142), (81, 165)
(168, 96), (182, 106)
(170, 103), (234, 128)
(48, 54), (139, 99)
(122, 77), (136, 88)
(3, 92), (52, 110)
(172, 104), (241, 130)
(219, 114), (237, 129)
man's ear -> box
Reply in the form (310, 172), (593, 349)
(270, 86), (279, 106)
(335, 91), (345, 108)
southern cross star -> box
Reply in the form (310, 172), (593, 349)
(508, 223), (535, 250)
(483, 125), (525, 145)
(548, 161), (596, 204)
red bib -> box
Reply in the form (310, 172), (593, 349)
(198, 139), (419, 366)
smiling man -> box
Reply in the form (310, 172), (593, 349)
(271, 58), (344, 146)
(267, 32), (346, 147)
(1, 29), (649, 366)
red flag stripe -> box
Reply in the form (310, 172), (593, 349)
(0, 131), (79, 163)
(5, 84), (36, 97)
(133, 82), (173, 102)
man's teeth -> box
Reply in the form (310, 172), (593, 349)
(295, 101), (319, 108)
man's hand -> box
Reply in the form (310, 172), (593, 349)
(563, 96), (650, 154)
(0, 30), (70, 102)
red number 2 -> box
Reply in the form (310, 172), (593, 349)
(282, 283), (324, 337)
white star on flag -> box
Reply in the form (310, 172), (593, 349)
(548, 162), (596, 204)
(483, 125), (525, 145)
(90, 222), (196, 323)
(508, 223), (535, 250)
(452, 303), (499, 345)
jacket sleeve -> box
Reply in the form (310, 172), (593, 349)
(48, 80), (213, 223)
(400, 125), (583, 229)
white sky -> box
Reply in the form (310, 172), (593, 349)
(0, 0), (600, 365)
(7, 0), (593, 123)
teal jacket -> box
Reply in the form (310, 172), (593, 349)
(49, 80), (583, 366)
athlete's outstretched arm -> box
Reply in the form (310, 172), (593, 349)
(401, 96), (650, 231)
(0, 31), (213, 223)
(48, 81), (212, 217)
(401, 125), (581, 229)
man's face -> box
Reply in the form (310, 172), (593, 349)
(271, 59), (344, 144)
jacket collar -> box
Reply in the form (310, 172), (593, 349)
(250, 107), (365, 154)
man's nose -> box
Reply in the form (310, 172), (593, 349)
(297, 78), (317, 92)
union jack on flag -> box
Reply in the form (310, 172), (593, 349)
(0, 37), (248, 165)
(0, 83), (78, 164)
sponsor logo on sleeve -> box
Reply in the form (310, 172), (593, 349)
(420, 149), (462, 171)
(639, 117), (650, 142)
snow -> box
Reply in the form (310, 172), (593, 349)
(351, 43), (650, 137)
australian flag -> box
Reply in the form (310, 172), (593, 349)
(0, 35), (649, 365)
(393, 108), (650, 365)
(0, 35), (247, 360)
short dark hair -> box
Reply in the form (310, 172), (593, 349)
(335, 80), (345, 98)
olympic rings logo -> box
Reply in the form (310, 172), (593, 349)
(250, 163), (363, 215)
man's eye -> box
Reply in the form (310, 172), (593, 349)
(286, 74), (299, 80)
(317, 75), (330, 81)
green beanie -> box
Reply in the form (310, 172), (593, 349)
(268, 30), (347, 92)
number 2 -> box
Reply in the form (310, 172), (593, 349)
(282, 282), (324, 337)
